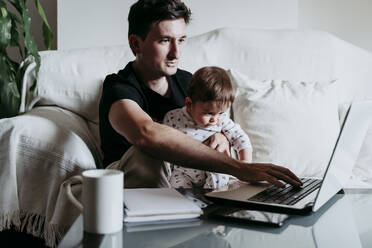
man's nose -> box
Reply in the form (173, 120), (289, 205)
(169, 40), (180, 59)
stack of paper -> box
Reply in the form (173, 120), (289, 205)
(124, 188), (203, 223)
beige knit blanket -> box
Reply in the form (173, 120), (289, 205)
(0, 107), (101, 247)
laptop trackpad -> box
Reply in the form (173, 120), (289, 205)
(206, 181), (269, 201)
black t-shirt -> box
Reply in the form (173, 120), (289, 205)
(99, 62), (192, 167)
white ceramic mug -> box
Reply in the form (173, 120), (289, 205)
(66, 169), (124, 234)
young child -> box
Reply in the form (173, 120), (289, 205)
(163, 66), (252, 189)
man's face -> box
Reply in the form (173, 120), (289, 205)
(136, 18), (187, 77)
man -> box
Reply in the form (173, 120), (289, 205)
(99, 0), (302, 188)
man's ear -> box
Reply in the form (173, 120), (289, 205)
(128, 34), (142, 55)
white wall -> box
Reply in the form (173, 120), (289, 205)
(183, 0), (297, 36)
(57, 0), (372, 53)
(57, 0), (132, 50)
(298, 0), (372, 52)
(57, 0), (297, 50)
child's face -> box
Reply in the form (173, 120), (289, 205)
(186, 98), (229, 127)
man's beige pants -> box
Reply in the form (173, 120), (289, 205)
(107, 146), (171, 188)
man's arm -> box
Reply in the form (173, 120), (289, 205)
(109, 99), (302, 187)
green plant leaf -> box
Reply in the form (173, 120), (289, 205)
(7, 0), (22, 14)
(19, 0), (40, 74)
(0, 1), (20, 117)
(34, 0), (53, 50)
(0, 1), (11, 49)
(0, 0), (53, 118)
(6, 0), (27, 60)
(0, 53), (20, 118)
(0, 79), (20, 118)
(8, 13), (19, 41)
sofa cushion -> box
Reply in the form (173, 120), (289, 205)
(229, 69), (340, 177)
(21, 28), (372, 124)
(21, 46), (135, 123)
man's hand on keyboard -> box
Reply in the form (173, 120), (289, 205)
(234, 163), (303, 188)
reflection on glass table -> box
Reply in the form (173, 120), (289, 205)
(208, 208), (290, 227)
(58, 191), (372, 248)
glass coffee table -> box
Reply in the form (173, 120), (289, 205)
(58, 189), (372, 248)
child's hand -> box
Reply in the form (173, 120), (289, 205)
(239, 148), (252, 162)
(204, 133), (231, 156)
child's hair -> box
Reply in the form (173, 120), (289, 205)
(188, 66), (235, 105)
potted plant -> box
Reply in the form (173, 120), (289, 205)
(0, 0), (53, 118)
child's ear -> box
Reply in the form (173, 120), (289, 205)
(185, 97), (192, 109)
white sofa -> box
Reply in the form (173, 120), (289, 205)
(1, 28), (372, 247)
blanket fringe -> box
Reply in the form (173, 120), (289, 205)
(0, 210), (68, 248)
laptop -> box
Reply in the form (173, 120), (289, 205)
(205, 100), (372, 215)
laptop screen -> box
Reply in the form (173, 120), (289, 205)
(313, 100), (372, 211)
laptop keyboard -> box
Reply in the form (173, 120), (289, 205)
(248, 178), (322, 206)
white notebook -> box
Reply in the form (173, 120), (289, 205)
(124, 188), (203, 223)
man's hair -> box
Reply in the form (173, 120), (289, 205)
(188, 66), (235, 105)
(128, 0), (191, 40)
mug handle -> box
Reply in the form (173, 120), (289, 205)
(66, 175), (84, 212)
